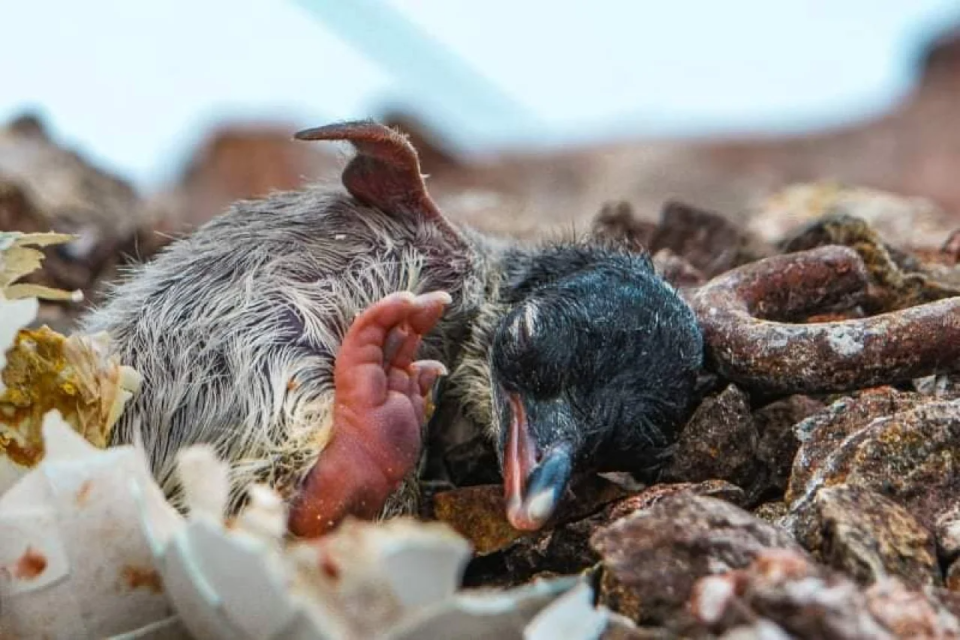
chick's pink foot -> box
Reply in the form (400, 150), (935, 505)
(287, 290), (451, 538)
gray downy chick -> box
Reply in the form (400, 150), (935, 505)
(80, 120), (703, 537)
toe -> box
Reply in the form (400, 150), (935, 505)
(408, 291), (452, 334)
(410, 359), (448, 396)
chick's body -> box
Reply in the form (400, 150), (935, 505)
(80, 121), (703, 532)
(80, 188), (496, 513)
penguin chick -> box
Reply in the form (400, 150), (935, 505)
(79, 120), (702, 537)
(489, 244), (703, 530)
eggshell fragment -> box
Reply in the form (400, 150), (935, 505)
(135, 445), (351, 640)
(0, 411), (181, 639)
(137, 444), (481, 639)
(523, 581), (609, 640)
(382, 576), (584, 639)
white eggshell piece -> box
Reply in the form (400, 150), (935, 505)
(383, 576), (581, 639)
(355, 520), (473, 611)
(0, 413), (176, 639)
(140, 507), (340, 639)
(106, 615), (192, 639)
(523, 581), (608, 640)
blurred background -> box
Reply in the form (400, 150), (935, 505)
(2, 0), (960, 323)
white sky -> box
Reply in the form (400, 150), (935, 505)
(2, 0), (958, 192)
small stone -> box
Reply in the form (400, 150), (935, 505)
(935, 503), (960, 562)
(434, 475), (627, 556)
(792, 484), (941, 588)
(466, 480), (746, 589)
(688, 548), (960, 639)
(752, 501), (789, 527)
(752, 395), (825, 496)
(606, 480), (748, 522)
(651, 249), (706, 288)
(651, 200), (769, 278)
(663, 384), (758, 490)
(946, 561), (960, 592)
(914, 374), (960, 401)
(865, 580), (960, 638)
(788, 398), (960, 532)
(590, 494), (804, 627)
(785, 387), (923, 505)
(590, 201), (657, 252)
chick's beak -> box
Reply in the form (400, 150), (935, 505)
(503, 393), (574, 531)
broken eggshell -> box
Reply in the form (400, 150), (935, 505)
(135, 445), (476, 639)
(0, 410), (181, 639)
(1, 229), (139, 494)
(381, 576), (609, 640)
(0, 327), (142, 494)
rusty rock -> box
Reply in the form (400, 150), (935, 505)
(606, 480), (747, 522)
(865, 580), (960, 639)
(464, 480), (745, 589)
(786, 387), (923, 504)
(792, 484), (941, 588)
(662, 384), (758, 489)
(650, 200), (770, 278)
(787, 398), (960, 533)
(752, 501), (789, 527)
(752, 395), (825, 496)
(651, 248), (706, 289)
(434, 476), (628, 556)
(690, 549), (960, 639)
(690, 245), (960, 394)
(748, 183), (958, 255)
(590, 201), (657, 252)
(590, 494), (804, 627)
(937, 504), (960, 562)
(947, 561), (960, 592)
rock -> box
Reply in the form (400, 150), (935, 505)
(752, 395), (825, 497)
(936, 505), (960, 592)
(752, 502), (789, 527)
(434, 476), (627, 556)
(947, 561), (960, 592)
(170, 123), (337, 231)
(792, 484), (941, 588)
(864, 580), (960, 639)
(462, 480), (745, 589)
(590, 201), (657, 253)
(749, 183), (959, 254)
(914, 373), (960, 400)
(787, 397), (960, 532)
(937, 504), (960, 563)
(690, 549), (960, 639)
(785, 387), (923, 505)
(0, 114), (153, 303)
(590, 494), (804, 627)
(605, 480), (748, 521)
(663, 384), (758, 490)
(650, 200), (770, 278)
(651, 248), (706, 288)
